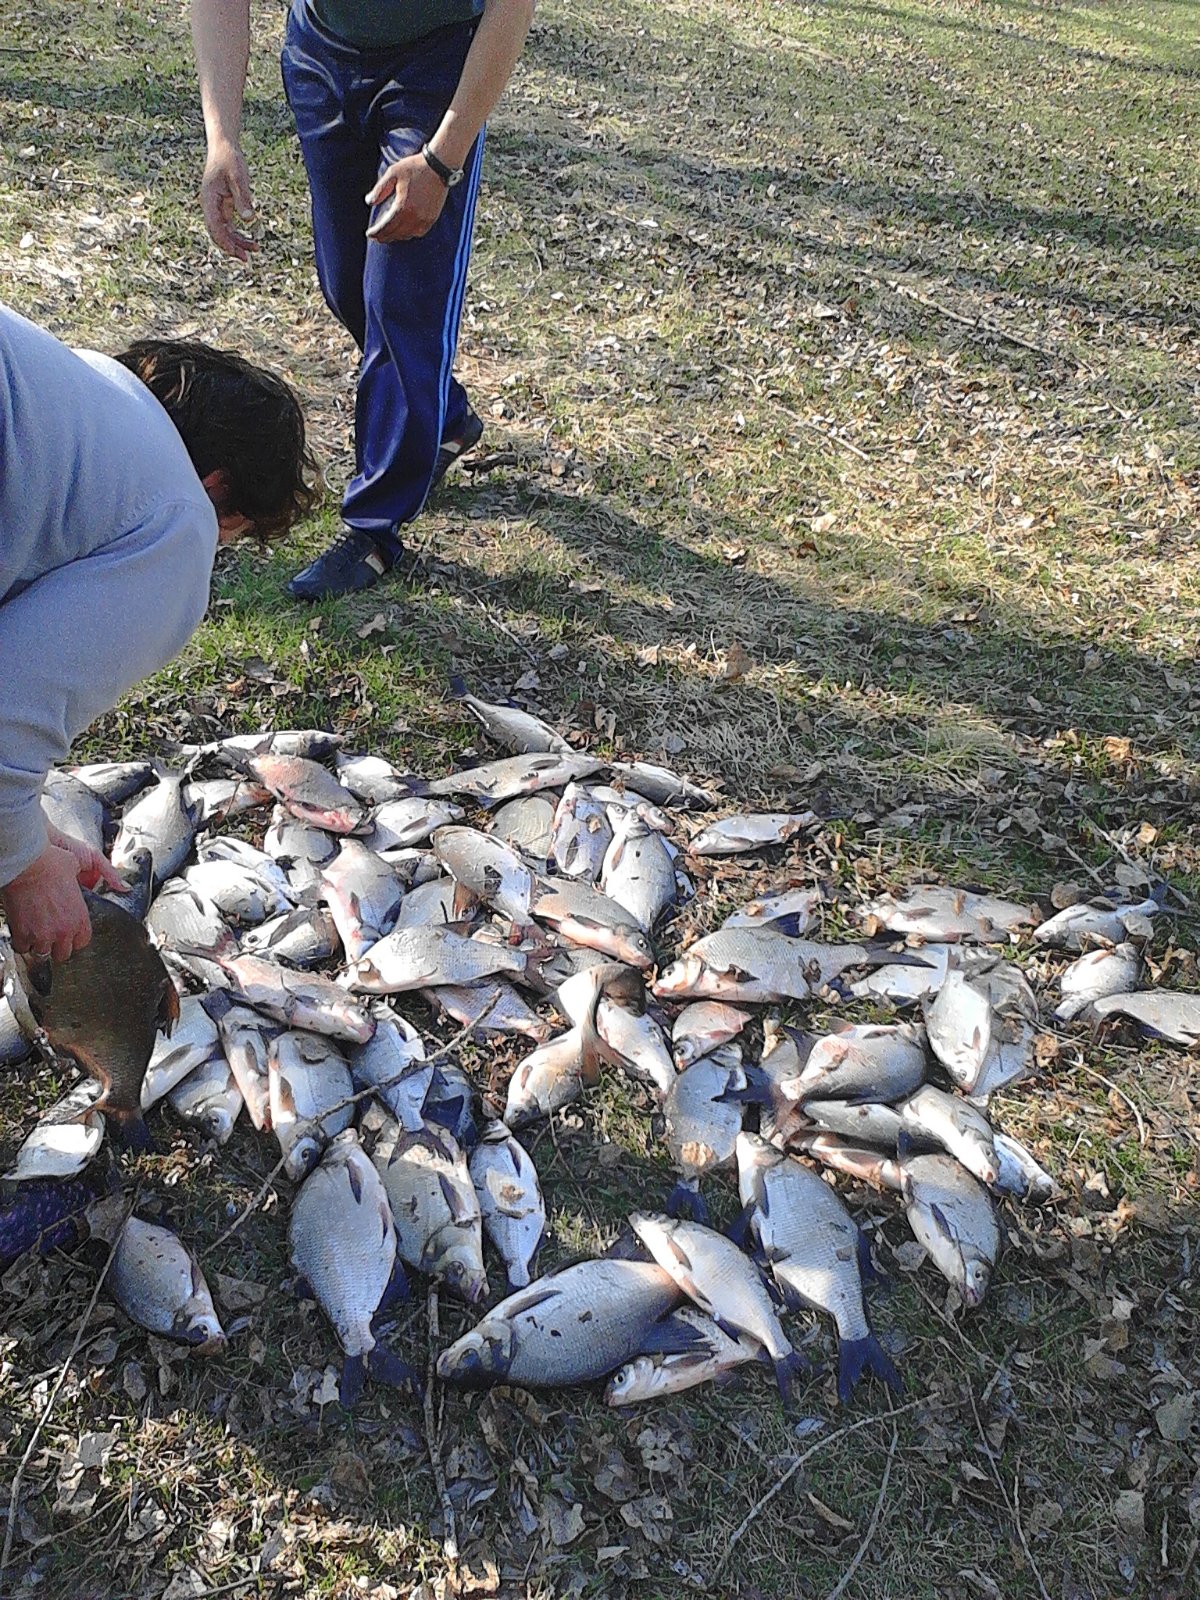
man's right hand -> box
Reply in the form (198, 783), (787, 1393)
(0, 844), (94, 964)
(200, 141), (258, 260)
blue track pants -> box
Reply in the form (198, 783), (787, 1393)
(281, 2), (485, 554)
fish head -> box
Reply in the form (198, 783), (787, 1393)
(653, 955), (707, 998)
(605, 1357), (654, 1406)
(283, 1135), (323, 1183)
(961, 1255), (991, 1309)
(613, 927), (656, 970)
(174, 1307), (227, 1355)
(436, 1322), (513, 1387)
(442, 1257), (490, 1306)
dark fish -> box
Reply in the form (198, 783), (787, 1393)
(15, 894), (178, 1149)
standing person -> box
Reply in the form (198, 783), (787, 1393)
(191, 0), (537, 601)
(0, 302), (317, 962)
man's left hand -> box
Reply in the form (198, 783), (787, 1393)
(366, 155), (450, 243)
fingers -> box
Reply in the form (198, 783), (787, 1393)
(88, 852), (128, 893)
(365, 166), (399, 206)
(200, 156), (259, 262)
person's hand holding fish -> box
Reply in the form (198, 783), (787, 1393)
(1, 826), (125, 963)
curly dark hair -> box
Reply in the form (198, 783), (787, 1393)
(114, 339), (321, 540)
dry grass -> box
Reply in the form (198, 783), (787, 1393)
(2, 0), (1200, 1596)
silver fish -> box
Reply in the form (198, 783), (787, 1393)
(111, 770), (198, 886)
(421, 1060), (478, 1149)
(861, 884), (1032, 943)
(424, 980), (551, 1042)
(4, 1083), (104, 1181)
(490, 795), (556, 867)
(609, 761), (714, 808)
(432, 826), (534, 923)
(797, 1099), (903, 1148)
(141, 995), (222, 1109)
(549, 782), (613, 881)
(375, 1123), (488, 1303)
(249, 753), (364, 834)
(199, 834), (298, 895)
(426, 752), (603, 804)
(167, 1055), (243, 1143)
(436, 1259), (682, 1389)
(850, 943), (954, 1002)
(0, 993), (32, 1065)
(900, 1151), (1000, 1308)
(268, 1029), (354, 1180)
(531, 880), (655, 969)
(241, 905), (341, 968)
(349, 1006), (430, 1128)
(217, 729), (344, 763)
(369, 797), (466, 851)
(789, 1131), (904, 1192)
(1054, 943), (1142, 1022)
(596, 997), (675, 1097)
(469, 1121), (545, 1289)
(672, 1000), (752, 1069)
(42, 769), (107, 854)
(110, 1216), (225, 1352)
(653, 928), (885, 1004)
(689, 811), (815, 857)
(504, 1029), (592, 1126)
(320, 839), (404, 961)
(392, 876), (459, 930)
(784, 1022), (927, 1107)
(454, 687), (573, 755)
(1090, 989), (1200, 1047)
(288, 1128), (414, 1406)
(1033, 895), (1160, 952)
(601, 809), (676, 931)
(210, 995), (275, 1130)
(184, 776), (272, 828)
(991, 1132), (1058, 1203)
(144, 881), (237, 983)
(605, 1310), (764, 1405)
(219, 954), (376, 1044)
(757, 1019), (816, 1146)
(335, 752), (414, 804)
(736, 1132), (899, 1402)
(898, 1085), (999, 1186)
(629, 1213), (805, 1403)
(183, 860), (289, 926)
(722, 886), (822, 935)
(263, 806), (338, 897)
(69, 760), (155, 806)
(345, 925), (525, 994)
(665, 1045), (752, 1184)
(923, 960), (1037, 1099)
(586, 784), (674, 835)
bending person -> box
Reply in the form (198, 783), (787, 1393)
(0, 301), (318, 962)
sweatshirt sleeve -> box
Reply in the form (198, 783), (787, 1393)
(0, 498), (217, 886)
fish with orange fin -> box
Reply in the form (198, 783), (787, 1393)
(14, 893), (177, 1150)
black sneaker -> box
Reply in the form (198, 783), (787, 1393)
(287, 529), (394, 602)
(429, 408), (484, 492)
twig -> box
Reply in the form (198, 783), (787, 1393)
(823, 1422), (898, 1600)
(967, 1386), (1052, 1600)
(210, 1016), (478, 1251)
(1078, 1062), (1148, 1147)
(705, 1399), (920, 1589)
(1, 1194), (134, 1578)
(460, 449), (521, 474)
(1081, 813), (1194, 911)
(422, 1286), (458, 1565)
(764, 395), (873, 462)
(883, 277), (1070, 364)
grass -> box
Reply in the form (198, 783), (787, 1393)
(3, 0), (1200, 1595)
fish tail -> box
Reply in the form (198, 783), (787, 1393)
(377, 1256), (410, 1313)
(101, 1102), (156, 1154)
(368, 1343), (422, 1399)
(772, 1349), (811, 1409)
(857, 1228), (886, 1287)
(836, 1334), (902, 1404)
(664, 1180), (709, 1225)
(339, 1354), (366, 1409)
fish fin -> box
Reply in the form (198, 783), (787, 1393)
(603, 1229), (650, 1263)
(896, 1129), (916, 1164)
(636, 1314), (710, 1357)
(200, 988), (235, 1024)
(665, 1180), (709, 1225)
(726, 1201), (756, 1249)
(22, 955), (54, 1001)
(439, 1172), (475, 1224)
(768, 911), (808, 938)
(722, 1063), (774, 1106)
(857, 1229), (885, 1287)
(102, 1104), (155, 1154)
(339, 1354), (366, 1409)
(929, 1202), (957, 1243)
(836, 1335), (902, 1405)
(367, 1343), (422, 1398)
(158, 978), (181, 1037)
(291, 1273), (316, 1303)
(772, 1349), (811, 1410)
(862, 943), (935, 970)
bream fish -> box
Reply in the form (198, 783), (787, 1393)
(208, 993), (275, 1130)
(723, 886), (822, 936)
(141, 996), (222, 1109)
(4, 1083), (104, 1181)
(249, 752), (364, 834)
(469, 1120), (545, 1288)
(375, 1124), (488, 1303)
(605, 1309), (764, 1405)
(241, 905), (341, 968)
(504, 1028), (592, 1127)
(453, 685), (573, 755)
(672, 1000), (752, 1069)
(609, 760), (714, 808)
(69, 760), (155, 806)
(345, 925), (526, 994)
(1090, 989), (1200, 1047)
(530, 880), (655, 968)
(897, 1085), (1000, 1186)
(111, 770), (199, 886)
(41, 769), (106, 855)
(109, 1216), (225, 1352)
(432, 825), (534, 924)
(549, 782), (613, 881)
(320, 839), (404, 961)
(490, 795), (557, 868)
(268, 1030), (355, 1180)
(167, 1056), (244, 1144)
(1033, 895), (1160, 952)
(426, 752), (603, 804)
(369, 797), (466, 851)
(601, 808), (677, 930)
(216, 953), (375, 1044)
(1054, 944), (1142, 1022)
(349, 1007), (431, 1129)
(900, 1150), (1000, 1307)
(689, 812), (816, 857)
(335, 751), (414, 804)
(654, 928), (905, 1005)
(860, 884), (1032, 943)
(782, 1022), (927, 1107)
(263, 806), (337, 897)
(923, 959), (1037, 1099)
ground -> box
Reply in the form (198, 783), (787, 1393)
(2, 0), (1200, 1596)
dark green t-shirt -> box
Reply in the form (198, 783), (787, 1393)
(309, 0), (484, 49)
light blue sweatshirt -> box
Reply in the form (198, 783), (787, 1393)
(0, 303), (218, 885)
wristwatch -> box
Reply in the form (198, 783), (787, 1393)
(422, 144), (464, 188)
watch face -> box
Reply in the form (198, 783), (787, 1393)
(447, 169), (463, 187)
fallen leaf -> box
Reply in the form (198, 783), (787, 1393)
(718, 642), (752, 683)
(810, 511), (837, 534)
(313, 1366), (340, 1408)
(1155, 1391), (1194, 1443)
(1114, 1489), (1145, 1540)
(544, 1494), (585, 1546)
(662, 732), (687, 756)
(357, 612), (388, 639)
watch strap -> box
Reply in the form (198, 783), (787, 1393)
(422, 144), (463, 188)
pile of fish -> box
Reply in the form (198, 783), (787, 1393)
(0, 692), (1189, 1417)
